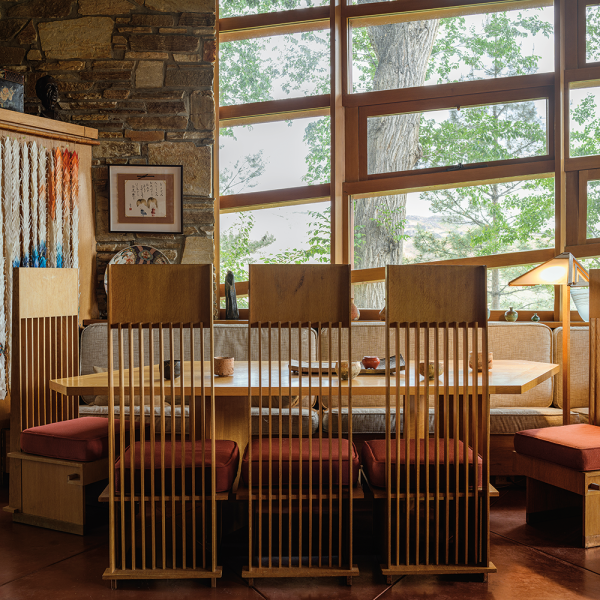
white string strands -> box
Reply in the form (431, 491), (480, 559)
(47, 149), (57, 268)
(53, 148), (63, 268)
(20, 141), (31, 267)
(62, 149), (72, 268)
(38, 145), (47, 268)
(0, 141), (6, 397)
(71, 152), (80, 273)
(30, 142), (39, 268)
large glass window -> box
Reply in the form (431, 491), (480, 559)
(351, 6), (554, 94)
(367, 99), (548, 175)
(569, 83), (600, 159)
(352, 177), (554, 307)
(587, 178), (600, 239)
(219, 30), (330, 106)
(587, 3), (600, 63)
(220, 117), (330, 195)
(221, 0), (329, 19)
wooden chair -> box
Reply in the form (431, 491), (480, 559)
(514, 268), (600, 548)
(361, 265), (495, 580)
(239, 264), (360, 584)
(4, 268), (103, 535)
(103, 264), (239, 588)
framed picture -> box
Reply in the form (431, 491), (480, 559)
(108, 165), (183, 234)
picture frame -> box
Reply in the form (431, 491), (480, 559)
(108, 165), (183, 234)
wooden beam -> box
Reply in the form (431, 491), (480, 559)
(566, 241), (600, 257)
(343, 73), (555, 108)
(220, 184), (331, 212)
(344, 159), (555, 198)
(351, 249), (556, 285)
(219, 6), (329, 42)
(219, 96), (330, 128)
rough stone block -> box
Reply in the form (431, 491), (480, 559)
(146, 100), (186, 114)
(93, 60), (134, 70)
(36, 60), (85, 71)
(180, 13), (215, 27)
(26, 49), (43, 61)
(17, 21), (37, 44)
(39, 17), (113, 59)
(130, 14), (174, 27)
(135, 61), (164, 87)
(125, 130), (164, 141)
(80, 71), (132, 81)
(145, 0), (215, 12)
(130, 34), (199, 52)
(9, 0), (73, 19)
(127, 115), (188, 129)
(99, 131), (124, 138)
(148, 142), (211, 196)
(203, 39), (216, 62)
(125, 51), (169, 60)
(173, 54), (199, 62)
(165, 65), (212, 88)
(69, 100), (118, 110)
(131, 90), (183, 100)
(112, 36), (127, 45)
(180, 236), (213, 264)
(79, 0), (133, 15)
(104, 88), (130, 99)
(0, 20), (27, 41)
(93, 141), (141, 158)
(3, 47), (26, 64)
(190, 91), (214, 131)
(159, 28), (189, 34)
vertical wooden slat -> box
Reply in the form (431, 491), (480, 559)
(247, 322), (253, 573)
(336, 323), (342, 568)
(453, 324), (459, 565)
(288, 323), (293, 568)
(434, 323), (440, 566)
(308, 321), (313, 569)
(482, 325), (491, 567)
(404, 323), (410, 566)
(118, 325), (126, 571)
(424, 323), (430, 566)
(201, 323), (207, 571)
(318, 321), (323, 568)
(472, 323), (480, 565)
(139, 323), (146, 570)
(348, 316), (353, 576)
(278, 322), (283, 569)
(210, 315), (217, 577)
(179, 324), (186, 570)
(462, 323), (469, 565)
(328, 323), (333, 568)
(169, 325), (176, 569)
(190, 324), (196, 571)
(268, 323), (273, 570)
(128, 324), (136, 571)
(298, 323), (304, 568)
(159, 325), (167, 570)
(108, 324), (116, 573)
(149, 324), (157, 571)
(258, 322), (263, 568)
(385, 319), (391, 570)
(415, 322), (421, 565)
(444, 326), (450, 564)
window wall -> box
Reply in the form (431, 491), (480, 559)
(217, 0), (600, 317)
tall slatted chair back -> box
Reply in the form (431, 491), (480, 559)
(242, 264), (359, 583)
(590, 270), (600, 425)
(10, 268), (79, 441)
(104, 263), (229, 587)
(380, 264), (492, 578)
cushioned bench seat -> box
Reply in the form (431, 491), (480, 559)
(514, 424), (600, 471)
(362, 438), (482, 489)
(241, 438), (360, 486)
(115, 440), (240, 494)
(20, 417), (117, 462)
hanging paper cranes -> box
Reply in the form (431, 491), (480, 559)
(0, 136), (80, 398)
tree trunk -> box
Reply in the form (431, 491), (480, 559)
(353, 12), (439, 309)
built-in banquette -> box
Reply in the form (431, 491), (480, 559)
(77, 320), (585, 476)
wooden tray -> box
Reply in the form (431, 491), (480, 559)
(289, 355), (404, 375)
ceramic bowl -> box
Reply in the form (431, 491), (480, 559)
(335, 360), (361, 381)
(469, 351), (493, 371)
(362, 356), (380, 369)
(214, 356), (234, 377)
(419, 361), (443, 379)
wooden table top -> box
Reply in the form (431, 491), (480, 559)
(49, 359), (559, 397)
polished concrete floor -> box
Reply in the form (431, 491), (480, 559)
(2, 480), (600, 599)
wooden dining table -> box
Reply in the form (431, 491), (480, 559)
(50, 359), (559, 455)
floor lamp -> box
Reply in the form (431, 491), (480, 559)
(509, 252), (589, 424)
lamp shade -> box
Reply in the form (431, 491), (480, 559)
(508, 252), (589, 287)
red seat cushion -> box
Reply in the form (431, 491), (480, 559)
(362, 438), (483, 489)
(514, 424), (600, 472)
(241, 438), (360, 487)
(21, 417), (116, 462)
(115, 440), (239, 494)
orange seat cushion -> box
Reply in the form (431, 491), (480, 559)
(115, 440), (239, 494)
(21, 417), (116, 462)
(361, 438), (483, 489)
(241, 438), (360, 486)
(514, 424), (600, 472)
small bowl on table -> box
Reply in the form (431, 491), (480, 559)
(469, 351), (493, 371)
(335, 360), (361, 381)
(419, 361), (443, 379)
(214, 356), (234, 377)
(362, 356), (380, 370)
(163, 359), (181, 380)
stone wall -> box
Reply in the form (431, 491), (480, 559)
(0, 0), (217, 315)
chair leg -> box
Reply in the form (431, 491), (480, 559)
(583, 489), (600, 548)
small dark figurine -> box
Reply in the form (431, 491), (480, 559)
(163, 359), (181, 381)
(225, 270), (239, 320)
(35, 75), (60, 120)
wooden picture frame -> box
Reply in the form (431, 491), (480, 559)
(108, 165), (183, 234)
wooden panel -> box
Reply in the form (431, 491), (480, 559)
(15, 269), (78, 318)
(249, 264), (351, 325)
(386, 265), (486, 325)
(107, 264), (212, 326)
(0, 107), (98, 140)
(220, 184), (330, 213)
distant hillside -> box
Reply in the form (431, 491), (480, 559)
(403, 213), (470, 259)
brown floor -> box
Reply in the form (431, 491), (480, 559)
(2, 481), (600, 599)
